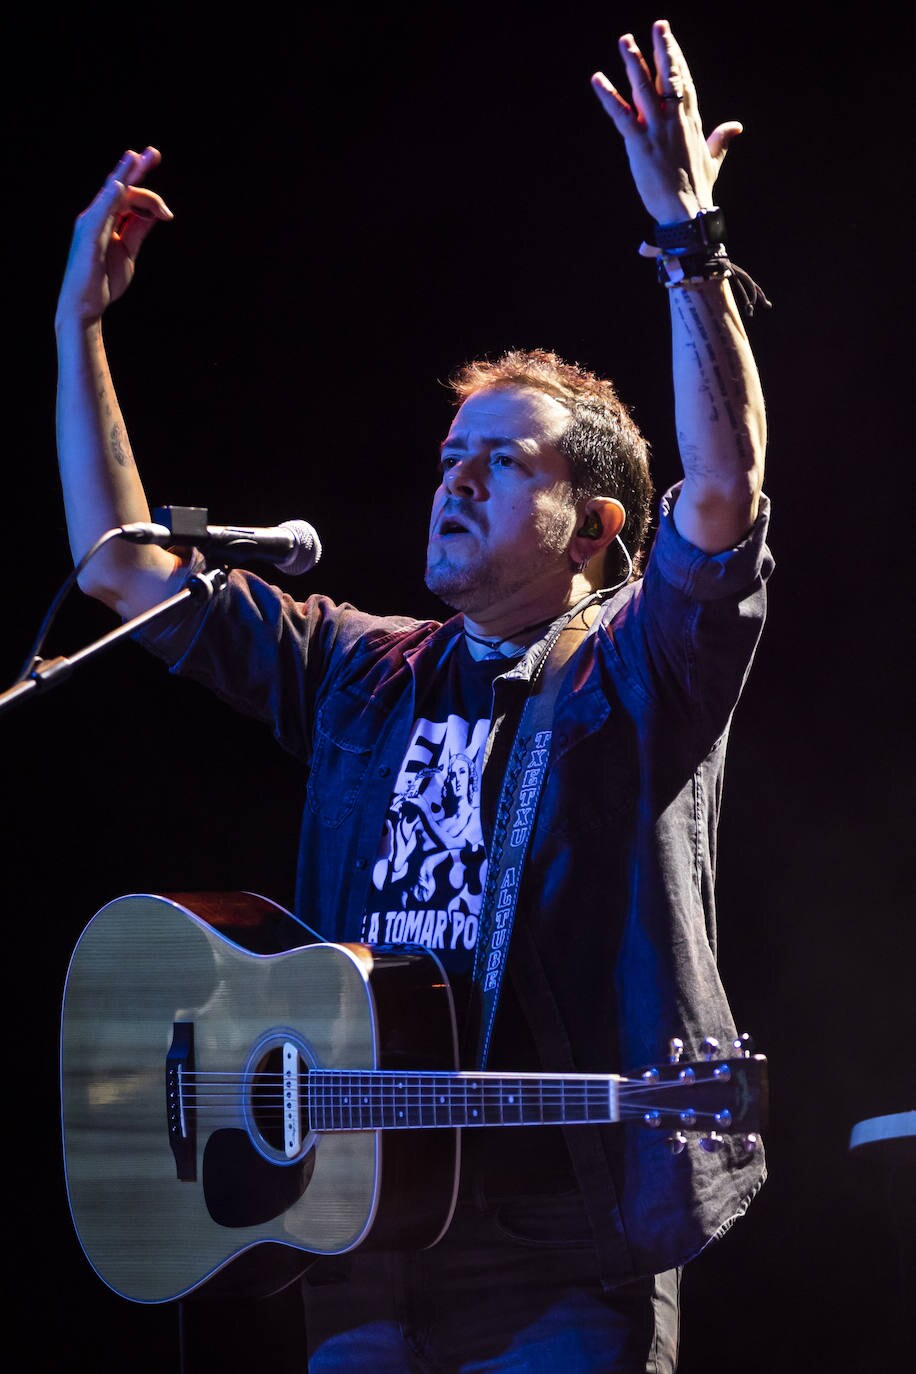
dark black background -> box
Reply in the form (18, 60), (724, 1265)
(3, 3), (913, 1370)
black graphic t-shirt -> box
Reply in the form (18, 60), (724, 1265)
(358, 638), (506, 987)
(355, 636), (577, 1194)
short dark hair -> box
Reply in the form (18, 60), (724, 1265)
(448, 348), (654, 581)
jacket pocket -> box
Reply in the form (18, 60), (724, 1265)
(306, 688), (385, 827)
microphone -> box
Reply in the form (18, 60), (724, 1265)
(119, 506), (322, 576)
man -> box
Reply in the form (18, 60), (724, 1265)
(55, 17), (772, 1373)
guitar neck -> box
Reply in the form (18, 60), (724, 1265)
(308, 1070), (623, 1130)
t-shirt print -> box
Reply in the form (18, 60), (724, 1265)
(361, 711), (490, 973)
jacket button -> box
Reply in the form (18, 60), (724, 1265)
(378, 765), (390, 778)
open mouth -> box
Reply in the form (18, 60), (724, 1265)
(438, 517), (473, 537)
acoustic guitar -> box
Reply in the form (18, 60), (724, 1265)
(60, 892), (768, 1304)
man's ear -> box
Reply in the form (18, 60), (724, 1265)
(569, 497), (626, 566)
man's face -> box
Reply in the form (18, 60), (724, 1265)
(425, 387), (577, 618)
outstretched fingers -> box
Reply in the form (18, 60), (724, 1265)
(589, 28), (665, 138)
(590, 70), (637, 131)
(590, 18), (747, 219)
(614, 31), (659, 126)
(593, 25), (696, 134)
(651, 19), (697, 118)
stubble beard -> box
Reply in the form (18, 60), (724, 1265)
(425, 510), (573, 615)
(424, 554), (498, 614)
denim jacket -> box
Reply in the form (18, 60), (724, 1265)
(139, 483), (774, 1282)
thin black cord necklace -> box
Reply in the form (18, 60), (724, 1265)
(463, 614), (560, 659)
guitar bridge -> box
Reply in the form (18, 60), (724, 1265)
(166, 1021), (196, 1181)
(283, 1041), (302, 1157)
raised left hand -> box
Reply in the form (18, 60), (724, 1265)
(591, 18), (742, 225)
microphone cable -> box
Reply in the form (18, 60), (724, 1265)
(12, 527), (124, 687)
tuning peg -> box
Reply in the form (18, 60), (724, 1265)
(742, 1133), (759, 1154)
(733, 1033), (755, 1057)
(699, 1131), (724, 1153)
(668, 1132), (688, 1155)
(643, 1110), (663, 1128)
(714, 1110), (732, 1129)
(700, 1037), (720, 1060)
(668, 1037), (684, 1063)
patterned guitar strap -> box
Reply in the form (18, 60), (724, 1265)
(466, 594), (603, 1069)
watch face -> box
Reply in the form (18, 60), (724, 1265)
(699, 208), (727, 246)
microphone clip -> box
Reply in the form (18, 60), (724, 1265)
(152, 505), (217, 545)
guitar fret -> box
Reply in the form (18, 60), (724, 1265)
(435, 1076), (451, 1127)
(402, 1076), (417, 1128)
(419, 1078), (436, 1126)
(502, 1078), (522, 1123)
(565, 1080), (586, 1120)
(543, 1078), (562, 1123)
(413, 1078), (426, 1127)
(310, 1070), (322, 1131)
(312, 1071), (321, 1131)
(343, 1071), (359, 1130)
(519, 1078), (537, 1124)
(483, 1078), (502, 1125)
(311, 1071), (322, 1131)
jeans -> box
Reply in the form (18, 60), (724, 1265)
(303, 1190), (681, 1373)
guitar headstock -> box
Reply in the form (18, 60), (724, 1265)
(627, 1035), (769, 1153)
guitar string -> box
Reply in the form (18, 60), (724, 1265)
(172, 1072), (732, 1122)
(175, 1073), (714, 1090)
(175, 1074), (724, 1091)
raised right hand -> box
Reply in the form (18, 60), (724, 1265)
(56, 146), (173, 328)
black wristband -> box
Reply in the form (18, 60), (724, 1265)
(656, 248), (730, 285)
(654, 207), (727, 255)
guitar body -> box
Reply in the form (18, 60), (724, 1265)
(60, 892), (459, 1304)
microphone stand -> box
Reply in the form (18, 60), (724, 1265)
(0, 566), (228, 719)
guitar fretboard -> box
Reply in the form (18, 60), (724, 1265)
(307, 1071), (621, 1130)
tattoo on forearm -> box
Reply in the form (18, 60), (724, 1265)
(672, 287), (753, 473)
(109, 422), (133, 470)
(93, 376), (134, 469)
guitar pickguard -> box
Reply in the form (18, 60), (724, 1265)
(203, 1129), (315, 1228)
